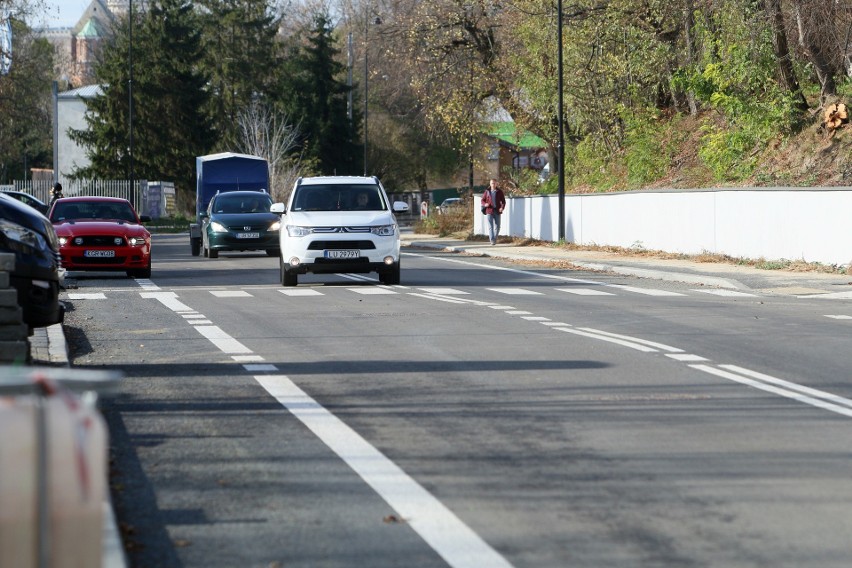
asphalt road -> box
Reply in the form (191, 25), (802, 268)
(62, 233), (852, 568)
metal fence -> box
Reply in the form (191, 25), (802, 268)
(11, 179), (144, 212)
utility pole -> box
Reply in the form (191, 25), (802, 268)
(129, 0), (135, 205)
(557, 0), (565, 242)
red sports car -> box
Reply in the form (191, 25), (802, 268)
(49, 196), (152, 278)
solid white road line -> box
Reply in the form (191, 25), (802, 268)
(666, 354), (709, 362)
(141, 291), (194, 312)
(210, 290), (252, 297)
(719, 364), (852, 410)
(554, 327), (658, 352)
(348, 287), (398, 295)
(408, 293), (470, 304)
(577, 328), (683, 353)
(690, 364), (852, 418)
(68, 293), (107, 300)
(609, 285), (686, 297)
(279, 289), (324, 296)
(254, 374), (515, 568)
(417, 288), (470, 295)
(825, 315), (852, 320)
(486, 288), (544, 295)
(193, 325), (252, 354)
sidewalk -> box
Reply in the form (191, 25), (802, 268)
(401, 233), (852, 297)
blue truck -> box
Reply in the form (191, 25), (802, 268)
(190, 152), (270, 256)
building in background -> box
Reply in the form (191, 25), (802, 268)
(54, 83), (102, 182)
(38, 0), (144, 87)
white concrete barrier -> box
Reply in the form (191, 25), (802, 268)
(474, 187), (852, 266)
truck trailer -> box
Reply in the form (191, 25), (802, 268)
(190, 152), (270, 256)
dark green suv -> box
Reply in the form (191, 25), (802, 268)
(200, 191), (280, 258)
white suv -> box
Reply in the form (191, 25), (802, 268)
(270, 176), (409, 286)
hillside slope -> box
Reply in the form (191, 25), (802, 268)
(642, 108), (852, 190)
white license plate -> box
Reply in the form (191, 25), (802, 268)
(325, 250), (359, 259)
(84, 250), (115, 258)
(236, 232), (260, 239)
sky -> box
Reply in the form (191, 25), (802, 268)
(41, 0), (90, 28)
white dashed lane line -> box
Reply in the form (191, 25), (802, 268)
(133, 287), (519, 568)
(556, 287), (615, 296)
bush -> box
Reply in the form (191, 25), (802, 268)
(413, 202), (473, 236)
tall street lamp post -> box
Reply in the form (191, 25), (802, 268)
(128, 0), (135, 204)
(364, 13), (381, 176)
(557, 0), (565, 241)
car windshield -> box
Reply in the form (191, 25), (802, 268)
(51, 201), (138, 223)
(213, 194), (272, 214)
(291, 184), (385, 212)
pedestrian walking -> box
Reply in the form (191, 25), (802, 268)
(49, 182), (64, 206)
(481, 178), (506, 245)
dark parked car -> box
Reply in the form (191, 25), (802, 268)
(0, 190), (50, 215)
(0, 193), (64, 329)
(201, 190), (280, 258)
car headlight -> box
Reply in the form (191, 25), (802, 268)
(128, 236), (147, 246)
(286, 225), (312, 237)
(269, 220), (281, 232)
(58, 236), (68, 246)
(210, 221), (228, 233)
(0, 218), (48, 253)
(370, 224), (396, 237)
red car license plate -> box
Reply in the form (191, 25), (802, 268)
(84, 250), (115, 258)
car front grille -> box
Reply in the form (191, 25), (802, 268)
(311, 226), (373, 234)
(307, 240), (376, 250)
(225, 223), (267, 231)
(71, 236), (126, 246)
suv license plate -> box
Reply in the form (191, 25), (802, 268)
(325, 250), (359, 259)
(236, 232), (260, 239)
(84, 250), (115, 258)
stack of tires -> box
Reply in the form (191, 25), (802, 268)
(0, 252), (29, 364)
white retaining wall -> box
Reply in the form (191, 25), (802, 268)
(473, 188), (852, 267)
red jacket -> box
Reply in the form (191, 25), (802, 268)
(481, 188), (506, 214)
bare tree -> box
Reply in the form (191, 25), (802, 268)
(236, 100), (302, 202)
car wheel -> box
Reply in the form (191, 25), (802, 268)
(208, 248), (218, 259)
(280, 256), (297, 286)
(266, 249), (279, 257)
(380, 261), (401, 285)
(127, 268), (151, 278)
(191, 238), (201, 257)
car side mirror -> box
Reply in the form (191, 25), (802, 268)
(139, 215), (151, 223)
(199, 211), (209, 220)
(392, 201), (410, 213)
(270, 202), (286, 215)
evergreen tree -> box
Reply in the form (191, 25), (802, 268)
(281, 13), (358, 175)
(70, 0), (212, 208)
(197, 0), (282, 150)
(0, 20), (55, 182)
